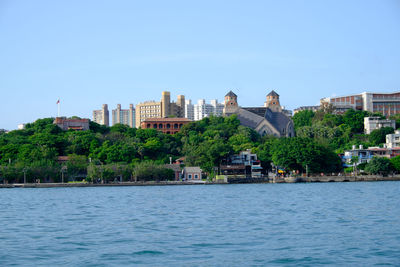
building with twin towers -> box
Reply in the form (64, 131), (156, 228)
(223, 90), (295, 137)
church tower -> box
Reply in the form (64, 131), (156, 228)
(264, 90), (282, 112)
(223, 90), (238, 115)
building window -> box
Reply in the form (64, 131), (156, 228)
(153, 124), (157, 129)
(194, 174), (198, 179)
(188, 174), (192, 179)
(147, 124), (150, 128)
(167, 124), (171, 129)
(174, 123), (178, 129)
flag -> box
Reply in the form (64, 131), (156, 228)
(56, 99), (60, 104)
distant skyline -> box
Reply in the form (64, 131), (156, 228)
(1, 0), (399, 130)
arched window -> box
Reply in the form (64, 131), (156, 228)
(174, 123), (178, 129)
(153, 124), (157, 129)
(167, 124), (171, 129)
(147, 124), (150, 128)
(159, 124), (163, 129)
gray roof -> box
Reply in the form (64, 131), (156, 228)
(184, 167), (202, 173)
(264, 108), (291, 135)
(165, 164), (181, 172)
(267, 90), (279, 97)
(236, 108), (265, 129)
(225, 90), (237, 97)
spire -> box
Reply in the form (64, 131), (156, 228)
(267, 90), (279, 97)
(225, 90), (237, 97)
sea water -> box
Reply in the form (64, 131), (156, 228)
(1, 182), (400, 266)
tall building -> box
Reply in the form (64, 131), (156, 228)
(193, 99), (224, 121)
(135, 101), (162, 128)
(93, 104), (109, 126)
(321, 91), (400, 116)
(184, 100), (194, 121)
(112, 104), (135, 127)
(135, 91), (186, 128)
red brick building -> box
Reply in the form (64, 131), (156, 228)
(141, 118), (191, 134)
(54, 117), (90, 131)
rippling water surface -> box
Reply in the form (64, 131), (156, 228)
(1, 182), (400, 266)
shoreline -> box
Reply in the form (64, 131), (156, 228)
(1, 175), (400, 188)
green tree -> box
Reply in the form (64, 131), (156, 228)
(365, 157), (392, 175)
(369, 127), (394, 146)
(292, 110), (315, 130)
(390, 155), (400, 173)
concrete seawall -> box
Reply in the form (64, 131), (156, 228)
(1, 175), (400, 188)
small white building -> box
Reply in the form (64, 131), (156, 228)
(364, 117), (395, 134)
(183, 167), (202, 181)
(385, 130), (400, 148)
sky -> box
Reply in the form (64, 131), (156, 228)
(0, 0), (399, 130)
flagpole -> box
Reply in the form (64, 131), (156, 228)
(57, 99), (60, 117)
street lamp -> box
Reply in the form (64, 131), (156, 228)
(61, 165), (67, 183)
(23, 168), (27, 184)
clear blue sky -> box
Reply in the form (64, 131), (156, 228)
(1, 0), (399, 130)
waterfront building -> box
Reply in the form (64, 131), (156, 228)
(364, 117), (395, 134)
(342, 144), (400, 167)
(92, 104), (109, 126)
(140, 117), (191, 134)
(223, 90), (295, 137)
(221, 149), (263, 178)
(135, 91), (185, 128)
(54, 117), (90, 131)
(182, 167), (202, 181)
(321, 91), (400, 116)
(112, 104), (135, 127)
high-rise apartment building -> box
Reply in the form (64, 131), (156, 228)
(112, 104), (135, 127)
(184, 100), (194, 121)
(193, 99), (224, 121)
(93, 104), (109, 126)
(321, 91), (400, 117)
(135, 101), (162, 128)
(135, 91), (186, 128)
